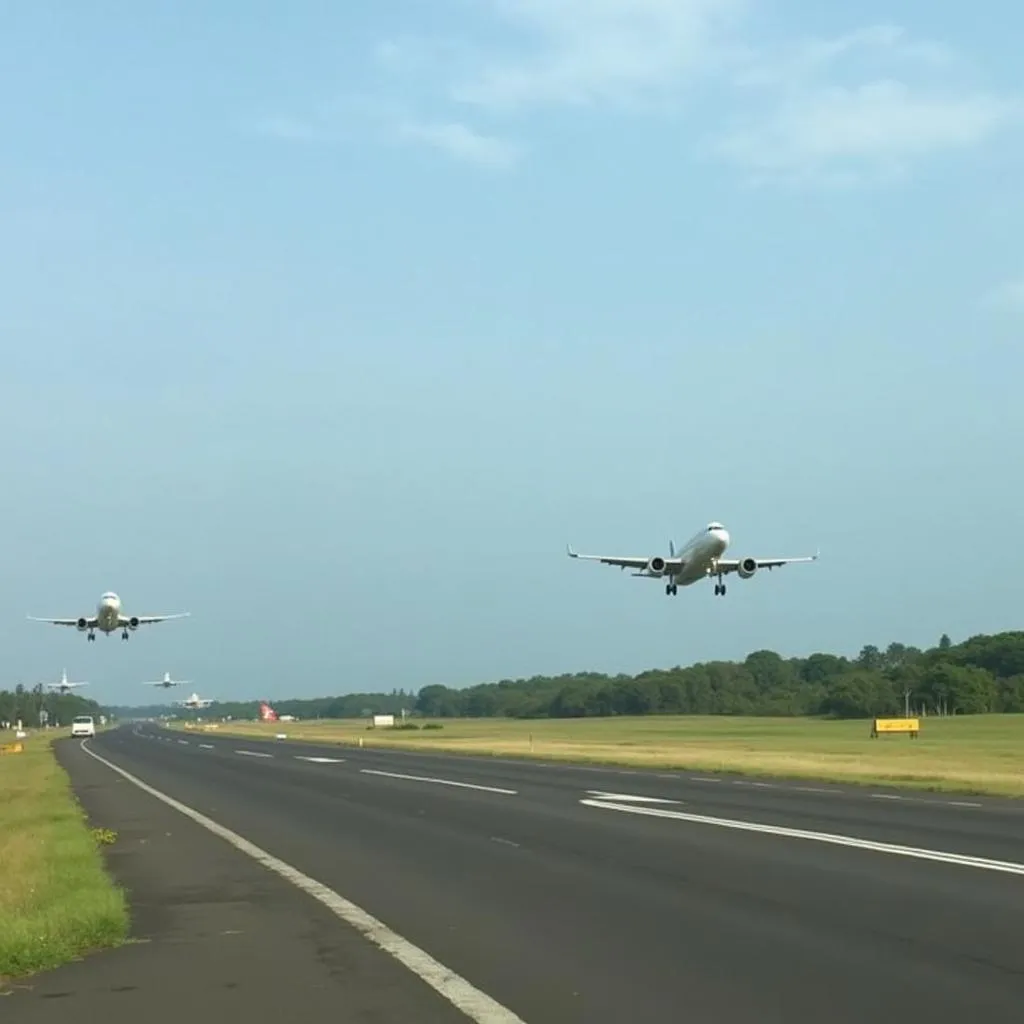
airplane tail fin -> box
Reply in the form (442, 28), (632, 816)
(669, 541), (676, 558)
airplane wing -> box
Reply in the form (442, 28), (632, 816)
(47, 681), (87, 689)
(716, 552), (819, 576)
(143, 680), (187, 686)
(566, 545), (684, 576)
(27, 615), (97, 627)
(118, 613), (190, 626)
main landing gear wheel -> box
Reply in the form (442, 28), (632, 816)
(88, 633), (96, 642)
(665, 583), (678, 596)
(121, 630), (130, 640)
(714, 583), (727, 596)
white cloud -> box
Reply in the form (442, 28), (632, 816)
(397, 121), (522, 168)
(983, 276), (1024, 310)
(266, 7), (1021, 183)
(712, 81), (1019, 184)
(449, 0), (745, 110)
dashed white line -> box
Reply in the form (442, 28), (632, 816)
(177, 740), (189, 745)
(948, 800), (983, 808)
(79, 740), (525, 1024)
(296, 756), (346, 764)
(586, 790), (680, 805)
(236, 750), (273, 759)
(199, 744), (214, 750)
(490, 837), (521, 848)
(793, 786), (832, 794)
(359, 768), (517, 795)
(580, 798), (1024, 877)
(690, 777), (722, 784)
(870, 793), (904, 801)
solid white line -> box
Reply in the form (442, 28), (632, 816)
(296, 756), (346, 764)
(580, 799), (1024, 876)
(78, 741), (525, 1023)
(236, 750), (273, 758)
(359, 768), (517, 795)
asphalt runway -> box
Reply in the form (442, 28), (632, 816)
(21, 724), (1024, 1022)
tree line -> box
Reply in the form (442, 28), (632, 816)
(0, 684), (104, 729)
(108, 630), (1024, 723)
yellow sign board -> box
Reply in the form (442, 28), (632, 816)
(0, 742), (24, 755)
(871, 718), (920, 739)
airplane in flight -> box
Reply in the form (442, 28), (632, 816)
(43, 669), (88, 694)
(27, 592), (190, 641)
(143, 671), (189, 690)
(176, 692), (214, 710)
(567, 521), (818, 597)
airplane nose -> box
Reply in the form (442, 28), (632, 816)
(717, 529), (730, 548)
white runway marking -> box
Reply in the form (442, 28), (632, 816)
(199, 744), (214, 750)
(235, 750), (273, 758)
(360, 768), (517, 795)
(586, 790), (680, 805)
(79, 740), (526, 1024)
(296, 756), (346, 764)
(581, 798), (1024, 876)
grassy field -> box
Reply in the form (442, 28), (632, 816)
(0, 729), (128, 986)
(174, 714), (1024, 797)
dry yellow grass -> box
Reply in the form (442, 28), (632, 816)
(171, 714), (1024, 797)
(0, 730), (128, 983)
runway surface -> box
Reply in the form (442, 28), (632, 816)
(24, 724), (1024, 1021)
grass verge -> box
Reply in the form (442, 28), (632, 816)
(174, 714), (1024, 798)
(0, 730), (129, 986)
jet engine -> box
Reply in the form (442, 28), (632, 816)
(76, 617), (88, 631)
(645, 556), (667, 576)
(736, 557), (758, 580)
(128, 616), (140, 630)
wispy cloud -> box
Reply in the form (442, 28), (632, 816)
(448, 0), (744, 110)
(397, 121), (522, 168)
(262, 6), (1021, 183)
(712, 82), (1018, 185)
(983, 275), (1024, 310)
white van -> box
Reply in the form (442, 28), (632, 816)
(71, 715), (96, 738)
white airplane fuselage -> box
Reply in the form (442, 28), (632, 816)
(665, 525), (730, 586)
(94, 592), (123, 633)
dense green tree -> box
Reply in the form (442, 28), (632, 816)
(105, 630), (1024, 724)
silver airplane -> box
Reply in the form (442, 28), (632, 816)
(568, 521), (818, 597)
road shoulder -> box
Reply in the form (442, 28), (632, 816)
(2, 736), (467, 1022)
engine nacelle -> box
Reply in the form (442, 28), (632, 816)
(645, 556), (667, 577)
(128, 616), (140, 630)
(736, 557), (758, 580)
(76, 617), (89, 631)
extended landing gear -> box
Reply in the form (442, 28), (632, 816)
(87, 632), (96, 642)
(121, 630), (130, 641)
(665, 582), (678, 596)
(713, 583), (727, 596)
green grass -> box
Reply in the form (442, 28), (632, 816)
(0, 730), (129, 986)
(176, 713), (1024, 798)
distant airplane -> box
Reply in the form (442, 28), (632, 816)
(176, 692), (214, 710)
(259, 701), (278, 722)
(567, 521), (818, 597)
(43, 668), (88, 694)
(28, 591), (190, 641)
(143, 671), (189, 689)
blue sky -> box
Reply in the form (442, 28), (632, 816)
(2, 1), (1023, 708)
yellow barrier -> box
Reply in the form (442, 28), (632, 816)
(870, 717), (920, 739)
(0, 742), (24, 755)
